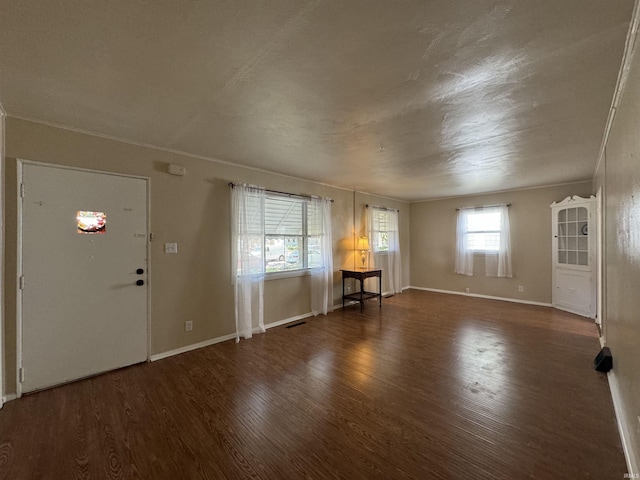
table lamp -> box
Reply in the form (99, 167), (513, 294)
(357, 236), (370, 268)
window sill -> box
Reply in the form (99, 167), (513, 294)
(265, 269), (311, 281)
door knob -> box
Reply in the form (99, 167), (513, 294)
(136, 279), (144, 286)
(136, 268), (144, 275)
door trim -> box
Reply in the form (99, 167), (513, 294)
(596, 186), (605, 333)
(0, 106), (5, 407)
(16, 159), (151, 397)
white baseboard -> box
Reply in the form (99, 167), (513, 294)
(150, 333), (238, 361)
(150, 309), (338, 362)
(407, 286), (553, 308)
(607, 370), (639, 477)
(552, 304), (595, 320)
(2, 393), (17, 404)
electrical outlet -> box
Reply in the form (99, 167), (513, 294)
(518, 285), (524, 292)
(185, 320), (193, 332)
(346, 285), (352, 293)
(465, 288), (470, 293)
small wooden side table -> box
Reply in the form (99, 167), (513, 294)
(341, 269), (382, 312)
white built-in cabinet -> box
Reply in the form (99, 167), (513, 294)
(550, 195), (596, 318)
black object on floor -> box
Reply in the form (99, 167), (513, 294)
(594, 347), (613, 372)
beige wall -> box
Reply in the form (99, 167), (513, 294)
(595, 26), (640, 469)
(409, 182), (593, 304)
(2, 117), (409, 395)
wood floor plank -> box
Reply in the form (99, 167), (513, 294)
(0, 290), (627, 479)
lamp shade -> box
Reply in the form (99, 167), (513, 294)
(357, 236), (370, 251)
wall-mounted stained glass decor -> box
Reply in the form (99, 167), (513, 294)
(77, 211), (106, 234)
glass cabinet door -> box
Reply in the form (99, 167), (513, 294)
(557, 206), (589, 266)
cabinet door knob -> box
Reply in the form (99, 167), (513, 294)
(136, 268), (144, 275)
(136, 279), (144, 286)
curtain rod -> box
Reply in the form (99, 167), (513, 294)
(455, 203), (511, 211)
(366, 204), (399, 212)
(228, 182), (333, 202)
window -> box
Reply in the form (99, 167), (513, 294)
(231, 184), (334, 328)
(455, 205), (512, 277)
(465, 210), (501, 252)
(556, 206), (589, 266)
(234, 188), (330, 278)
(263, 194), (320, 274)
(369, 209), (390, 253)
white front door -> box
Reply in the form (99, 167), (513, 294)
(19, 163), (149, 394)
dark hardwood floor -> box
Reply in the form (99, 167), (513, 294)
(0, 290), (626, 479)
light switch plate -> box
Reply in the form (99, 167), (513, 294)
(165, 242), (178, 254)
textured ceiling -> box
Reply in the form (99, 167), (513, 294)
(0, 1), (634, 201)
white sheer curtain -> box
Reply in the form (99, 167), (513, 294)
(310, 197), (334, 316)
(385, 209), (402, 294)
(367, 206), (402, 294)
(485, 205), (512, 277)
(455, 208), (474, 276)
(230, 184), (266, 342)
(366, 206), (377, 273)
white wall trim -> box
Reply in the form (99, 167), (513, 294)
(593, 3), (640, 473)
(410, 179), (593, 204)
(150, 307), (349, 362)
(149, 333), (238, 362)
(8, 115), (375, 199)
(15, 161), (23, 398)
(593, 0), (640, 181)
(7, 116), (594, 206)
(2, 393), (17, 404)
(0, 102), (5, 408)
(607, 370), (639, 477)
(552, 304), (595, 320)
(407, 286), (553, 308)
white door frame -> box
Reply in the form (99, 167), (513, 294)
(16, 159), (152, 397)
(596, 186), (605, 335)
(0, 106), (6, 407)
